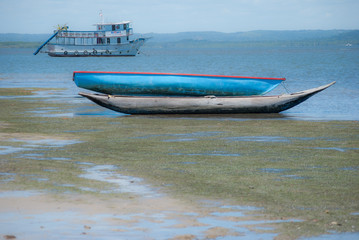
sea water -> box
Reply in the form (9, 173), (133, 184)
(0, 45), (358, 120)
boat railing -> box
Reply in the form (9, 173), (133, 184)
(58, 31), (105, 38)
(57, 29), (133, 38)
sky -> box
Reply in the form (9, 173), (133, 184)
(0, 0), (359, 34)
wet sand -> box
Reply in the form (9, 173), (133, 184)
(1, 88), (358, 239)
(0, 190), (289, 239)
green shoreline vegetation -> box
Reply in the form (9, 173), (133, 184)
(0, 39), (358, 49)
(1, 29), (358, 49)
(0, 88), (358, 239)
(0, 42), (41, 48)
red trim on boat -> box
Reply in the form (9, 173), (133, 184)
(73, 71), (286, 81)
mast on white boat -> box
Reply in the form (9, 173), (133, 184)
(99, 10), (104, 24)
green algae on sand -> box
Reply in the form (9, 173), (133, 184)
(0, 87), (358, 239)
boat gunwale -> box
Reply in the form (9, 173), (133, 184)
(79, 92), (281, 99)
(72, 71), (286, 81)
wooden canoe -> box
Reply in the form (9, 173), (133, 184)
(78, 82), (335, 114)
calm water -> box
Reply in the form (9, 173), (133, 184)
(1, 45), (359, 240)
(0, 45), (358, 120)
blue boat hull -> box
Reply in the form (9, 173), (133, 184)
(73, 72), (285, 96)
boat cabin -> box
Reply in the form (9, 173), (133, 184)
(55, 21), (134, 46)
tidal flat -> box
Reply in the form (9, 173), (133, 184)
(0, 88), (358, 239)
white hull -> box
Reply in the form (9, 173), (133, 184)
(46, 38), (146, 57)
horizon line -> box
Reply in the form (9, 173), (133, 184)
(1, 29), (358, 35)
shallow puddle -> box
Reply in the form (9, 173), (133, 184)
(9, 138), (82, 148)
(0, 173), (16, 183)
(0, 146), (30, 155)
(64, 129), (101, 133)
(196, 216), (294, 239)
(79, 165), (161, 197)
(17, 153), (71, 161)
(313, 147), (359, 152)
(27, 109), (59, 115)
(0, 190), (41, 198)
(1, 142), (75, 160)
(280, 175), (310, 180)
(224, 136), (341, 144)
(74, 110), (121, 118)
(163, 138), (198, 142)
(135, 131), (224, 142)
(36, 112), (75, 118)
(177, 161), (198, 165)
(221, 205), (263, 211)
(259, 169), (311, 180)
(170, 151), (241, 157)
(224, 136), (290, 143)
(339, 167), (359, 171)
(0, 192), (304, 240)
(25, 103), (121, 118)
(260, 168), (292, 173)
(301, 232), (359, 240)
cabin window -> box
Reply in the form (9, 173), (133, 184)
(107, 38), (110, 44)
(117, 38), (121, 44)
(112, 25), (116, 31)
(124, 24), (127, 30)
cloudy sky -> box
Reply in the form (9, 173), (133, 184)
(0, 0), (358, 34)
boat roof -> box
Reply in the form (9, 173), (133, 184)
(94, 21), (131, 26)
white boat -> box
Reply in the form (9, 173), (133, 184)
(78, 82), (335, 114)
(34, 21), (147, 57)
